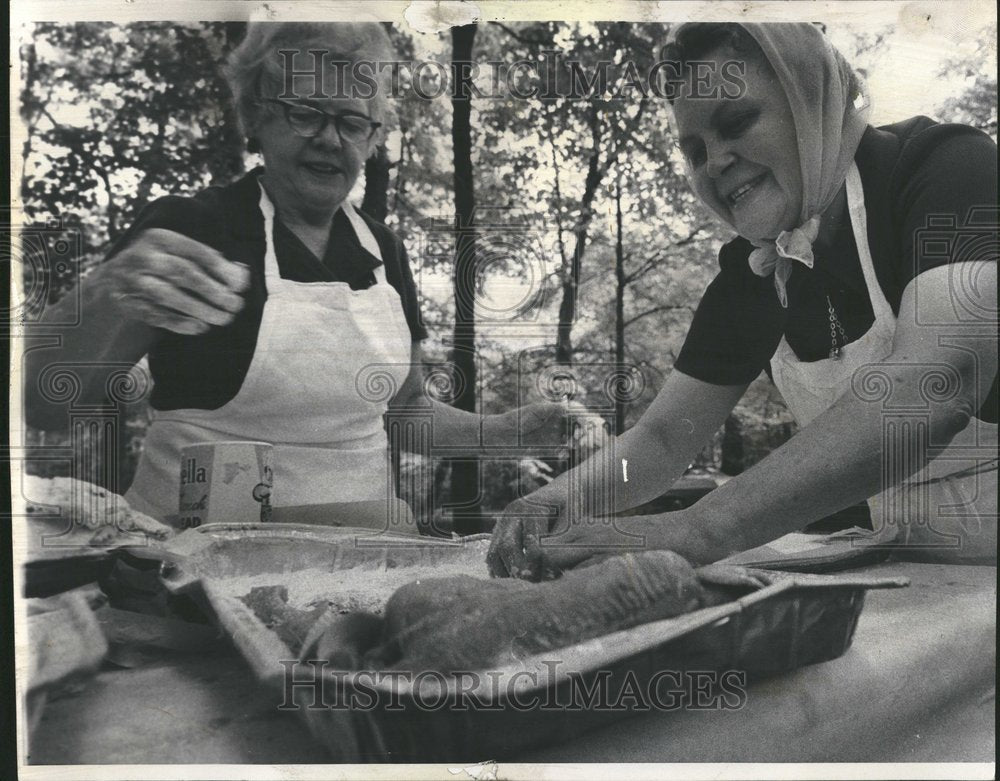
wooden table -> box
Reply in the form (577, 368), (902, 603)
(23, 562), (996, 767)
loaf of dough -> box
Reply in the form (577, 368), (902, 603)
(365, 550), (707, 672)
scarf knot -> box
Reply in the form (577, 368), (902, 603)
(748, 215), (821, 308)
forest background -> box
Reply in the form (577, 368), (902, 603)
(12, 18), (997, 533)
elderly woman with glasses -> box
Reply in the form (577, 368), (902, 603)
(25, 22), (568, 531)
(489, 22), (997, 578)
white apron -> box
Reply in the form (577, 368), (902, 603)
(126, 184), (416, 532)
(770, 163), (997, 562)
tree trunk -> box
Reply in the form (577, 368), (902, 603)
(130, 117), (168, 235)
(97, 168), (123, 246)
(393, 130), (410, 212)
(555, 104), (603, 365)
(613, 177), (626, 436)
(206, 23), (247, 186)
(721, 413), (745, 476)
(208, 108), (247, 187)
(361, 145), (391, 222)
(18, 41), (39, 202)
(448, 24), (481, 535)
(545, 118), (569, 278)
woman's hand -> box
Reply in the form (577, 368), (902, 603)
(485, 400), (609, 452)
(105, 228), (250, 335)
(490, 506), (730, 581)
(488, 502), (660, 581)
(487, 496), (565, 579)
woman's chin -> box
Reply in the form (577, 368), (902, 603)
(729, 187), (798, 241)
(733, 212), (792, 242)
(735, 223), (779, 242)
(300, 183), (350, 213)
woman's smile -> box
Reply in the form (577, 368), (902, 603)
(300, 160), (344, 177)
(724, 172), (770, 209)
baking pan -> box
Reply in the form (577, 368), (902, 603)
(156, 523), (909, 762)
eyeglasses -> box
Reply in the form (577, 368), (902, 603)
(265, 99), (381, 145)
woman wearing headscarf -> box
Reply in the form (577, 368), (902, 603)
(24, 22), (569, 531)
(489, 22), (997, 578)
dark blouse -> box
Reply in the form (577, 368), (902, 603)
(106, 168), (427, 412)
(674, 117), (998, 423)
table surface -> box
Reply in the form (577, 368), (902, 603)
(24, 561), (997, 766)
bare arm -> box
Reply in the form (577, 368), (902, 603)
(525, 370), (745, 516)
(542, 261), (998, 567)
(487, 370), (747, 577)
(387, 342), (574, 455)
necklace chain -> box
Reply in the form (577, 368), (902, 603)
(827, 295), (847, 359)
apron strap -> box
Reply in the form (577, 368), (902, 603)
(770, 163), (895, 364)
(342, 202), (385, 261)
(257, 181), (281, 282)
(845, 163), (895, 324)
(257, 181), (386, 284)
(342, 202), (388, 285)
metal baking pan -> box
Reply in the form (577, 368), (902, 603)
(155, 523), (909, 762)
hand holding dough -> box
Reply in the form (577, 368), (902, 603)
(22, 476), (173, 544)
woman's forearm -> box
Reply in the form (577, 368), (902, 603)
(423, 400), (489, 454)
(525, 422), (700, 519)
(672, 359), (980, 557)
(524, 372), (746, 520)
(389, 396), (548, 456)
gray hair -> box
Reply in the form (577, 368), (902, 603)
(224, 22), (395, 148)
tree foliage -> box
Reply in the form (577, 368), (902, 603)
(936, 24), (998, 139)
(20, 23), (246, 255)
